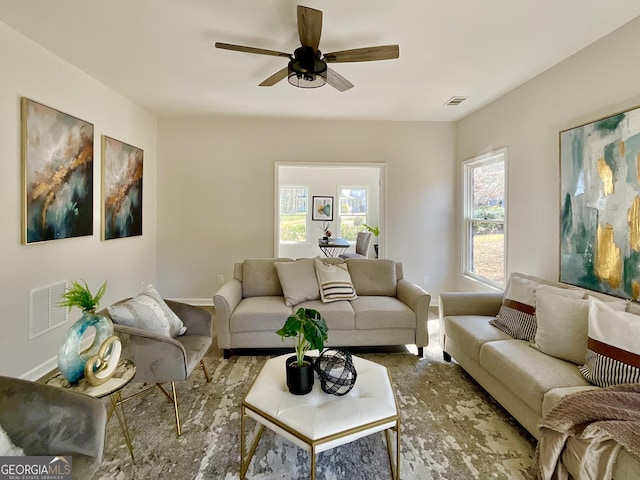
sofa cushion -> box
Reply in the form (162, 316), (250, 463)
(274, 258), (320, 306)
(490, 273), (583, 341)
(479, 339), (592, 414)
(444, 315), (512, 363)
(579, 297), (640, 387)
(230, 297), (292, 333)
(315, 259), (357, 302)
(242, 258), (292, 298)
(532, 288), (627, 365)
(541, 386), (600, 417)
(295, 299), (355, 330)
(351, 296), (414, 330)
(346, 259), (397, 296)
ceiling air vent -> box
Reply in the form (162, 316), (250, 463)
(445, 96), (468, 106)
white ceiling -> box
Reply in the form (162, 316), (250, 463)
(1, 1), (639, 122)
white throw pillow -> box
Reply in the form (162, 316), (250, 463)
(0, 424), (24, 456)
(314, 258), (357, 303)
(275, 258), (320, 307)
(532, 288), (626, 365)
(108, 284), (187, 337)
(579, 297), (640, 387)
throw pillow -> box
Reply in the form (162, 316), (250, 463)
(490, 273), (584, 341)
(314, 258), (357, 303)
(275, 258), (320, 307)
(107, 284), (187, 338)
(531, 288), (626, 365)
(579, 297), (640, 387)
(0, 424), (24, 456)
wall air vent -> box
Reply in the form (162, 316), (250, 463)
(29, 281), (68, 339)
(445, 96), (468, 106)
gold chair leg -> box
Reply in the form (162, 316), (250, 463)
(201, 360), (211, 383)
(171, 381), (181, 436)
(156, 382), (182, 436)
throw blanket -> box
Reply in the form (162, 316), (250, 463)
(536, 383), (640, 480)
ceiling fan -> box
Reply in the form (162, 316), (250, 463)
(215, 5), (399, 92)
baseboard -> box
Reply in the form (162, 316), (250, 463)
(168, 298), (214, 306)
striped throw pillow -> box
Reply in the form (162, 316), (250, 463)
(490, 273), (584, 341)
(314, 259), (357, 303)
(579, 297), (640, 387)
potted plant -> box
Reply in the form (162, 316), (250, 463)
(319, 222), (333, 242)
(276, 308), (329, 395)
(57, 280), (117, 384)
(363, 223), (380, 258)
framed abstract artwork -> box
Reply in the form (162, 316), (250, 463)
(21, 98), (94, 244)
(312, 196), (333, 221)
(560, 105), (640, 300)
(101, 135), (143, 240)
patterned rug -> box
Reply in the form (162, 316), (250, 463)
(94, 319), (536, 479)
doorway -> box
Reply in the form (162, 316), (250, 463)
(275, 162), (386, 259)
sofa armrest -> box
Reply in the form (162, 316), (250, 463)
(166, 300), (212, 337)
(397, 279), (431, 347)
(438, 292), (503, 355)
(213, 279), (243, 350)
(438, 291), (503, 319)
(114, 324), (189, 382)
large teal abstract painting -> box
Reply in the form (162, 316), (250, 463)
(560, 105), (640, 300)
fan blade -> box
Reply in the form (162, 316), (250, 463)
(259, 67), (289, 87)
(324, 45), (399, 63)
(215, 42), (291, 58)
(297, 6), (322, 51)
(327, 68), (354, 92)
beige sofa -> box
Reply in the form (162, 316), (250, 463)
(214, 257), (430, 359)
(439, 274), (640, 480)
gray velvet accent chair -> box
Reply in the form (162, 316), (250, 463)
(99, 299), (213, 436)
(0, 375), (107, 480)
(339, 231), (373, 259)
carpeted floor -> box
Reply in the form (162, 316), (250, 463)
(94, 308), (536, 479)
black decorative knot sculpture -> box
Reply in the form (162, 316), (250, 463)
(314, 348), (357, 396)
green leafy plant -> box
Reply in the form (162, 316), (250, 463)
(58, 280), (107, 313)
(363, 224), (380, 237)
(276, 308), (328, 367)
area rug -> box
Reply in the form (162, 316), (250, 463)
(94, 321), (536, 479)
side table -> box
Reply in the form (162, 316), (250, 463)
(44, 358), (137, 463)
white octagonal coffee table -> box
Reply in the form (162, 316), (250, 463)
(240, 352), (400, 480)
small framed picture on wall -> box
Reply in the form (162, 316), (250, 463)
(312, 196), (334, 221)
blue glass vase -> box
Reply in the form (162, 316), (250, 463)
(57, 311), (114, 383)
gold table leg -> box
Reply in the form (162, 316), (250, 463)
(240, 405), (265, 479)
(108, 391), (135, 463)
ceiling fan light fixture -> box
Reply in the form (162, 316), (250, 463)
(287, 66), (327, 88)
(287, 46), (327, 88)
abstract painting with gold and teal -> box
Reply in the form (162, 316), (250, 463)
(102, 136), (143, 240)
(560, 106), (640, 300)
(22, 98), (94, 244)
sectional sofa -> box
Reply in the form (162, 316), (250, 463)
(439, 273), (640, 480)
(213, 257), (430, 358)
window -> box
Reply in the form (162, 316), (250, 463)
(338, 187), (367, 241)
(279, 186), (308, 242)
(463, 150), (506, 287)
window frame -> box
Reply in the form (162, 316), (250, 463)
(337, 185), (369, 242)
(462, 148), (507, 288)
(278, 185), (310, 244)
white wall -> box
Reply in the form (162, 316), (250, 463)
(157, 117), (456, 302)
(0, 21), (158, 379)
(456, 16), (640, 291)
